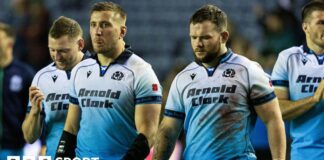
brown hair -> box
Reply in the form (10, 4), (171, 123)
(49, 16), (83, 39)
(302, 0), (324, 22)
(0, 22), (15, 38)
(90, 2), (126, 22)
(190, 4), (227, 32)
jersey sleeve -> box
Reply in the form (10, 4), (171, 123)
(69, 66), (79, 105)
(271, 52), (289, 88)
(164, 76), (185, 120)
(134, 65), (162, 105)
(249, 62), (276, 106)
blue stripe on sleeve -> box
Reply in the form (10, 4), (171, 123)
(272, 80), (289, 87)
(164, 109), (185, 120)
(252, 91), (276, 106)
(69, 96), (79, 105)
(135, 96), (162, 104)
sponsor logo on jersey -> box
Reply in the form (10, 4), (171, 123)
(190, 73), (196, 80)
(296, 75), (323, 93)
(46, 93), (69, 111)
(152, 83), (158, 91)
(52, 75), (58, 82)
(78, 88), (121, 108)
(187, 85), (237, 106)
(87, 70), (92, 78)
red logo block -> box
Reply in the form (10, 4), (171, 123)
(152, 84), (158, 91)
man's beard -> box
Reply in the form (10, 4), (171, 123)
(194, 51), (218, 63)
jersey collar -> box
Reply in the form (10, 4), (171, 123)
(302, 44), (315, 55)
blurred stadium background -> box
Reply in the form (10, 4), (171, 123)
(0, 0), (309, 159)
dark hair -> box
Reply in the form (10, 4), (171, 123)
(90, 2), (126, 21)
(302, 0), (324, 22)
(0, 22), (15, 38)
(190, 4), (227, 32)
(49, 16), (83, 39)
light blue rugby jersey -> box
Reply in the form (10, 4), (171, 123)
(272, 45), (324, 160)
(27, 52), (91, 157)
(165, 50), (276, 160)
(69, 47), (162, 159)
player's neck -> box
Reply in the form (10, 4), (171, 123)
(307, 41), (324, 55)
(98, 41), (125, 66)
(68, 51), (84, 70)
(202, 47), (227, 68)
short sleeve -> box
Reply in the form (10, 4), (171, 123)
(134, 66), (162, 105)
(164, 76), (185, 120)
(271, 52), (289, 87)
(69, 67), (79, 105)
(249, 62), (276, 106)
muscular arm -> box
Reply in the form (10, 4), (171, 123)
(63, 103), (81, 135)
(22, 86), (44, 143)
(135, 103), (161, 147)
(255, 98), (286, 160)
(274, 80), (324, 120)
(153, 117), (183, 160)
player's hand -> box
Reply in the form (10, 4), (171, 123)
(29, 86), (44, 116)
(312, 80), (324, 102)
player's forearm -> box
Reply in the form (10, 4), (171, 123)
(153, 126), (178, 160)
(265, 117), (286, 160)
(279, 96), (316, 120)
(22, 113), (43, 143)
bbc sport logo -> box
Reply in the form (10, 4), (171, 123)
(7, 156), (99, 160)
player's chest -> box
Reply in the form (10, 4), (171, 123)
(182, 68), (248, 106)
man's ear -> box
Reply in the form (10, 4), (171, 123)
(77, 38), (85, 51)
(302, 22), (308, 33)
(120, 26), (127, 39)
(221, 31), (229, 43)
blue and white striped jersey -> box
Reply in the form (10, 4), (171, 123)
(272, 45), (324, 160)
(69, 48), (162, 159)
(165, 50), (276, 160)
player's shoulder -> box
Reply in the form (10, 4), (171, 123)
(125, 53), (152, 69)
(33, 62), (57, 78)
(73, 57), (97, 70)
(278, 45), (303, 59)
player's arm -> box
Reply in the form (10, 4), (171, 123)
(274, 80), (324, 120)
(153, 116), (183, 160)
(122, 103), (161, 160)
(135, 103), (161, 147)
(22, 86), (44, 143)
(255, 98), (286, 160)
(55, 103), (81, 158)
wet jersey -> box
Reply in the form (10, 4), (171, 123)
(165, 50), (276, 160)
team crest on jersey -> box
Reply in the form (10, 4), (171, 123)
(10, 75), (23, 92)
(87, 71), (92, 78)
(222, 68), (235, 78)
(111, 71), (124, 80)
(52, 75), (58, 82)
(190, 73), (196, 80)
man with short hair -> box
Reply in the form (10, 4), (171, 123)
(22, 16), (90, 157)
(55, 2), (162, 160)
(153, 4), (286, 160)
(0, 22), (34, 159)
(271, 0), (324, 159)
